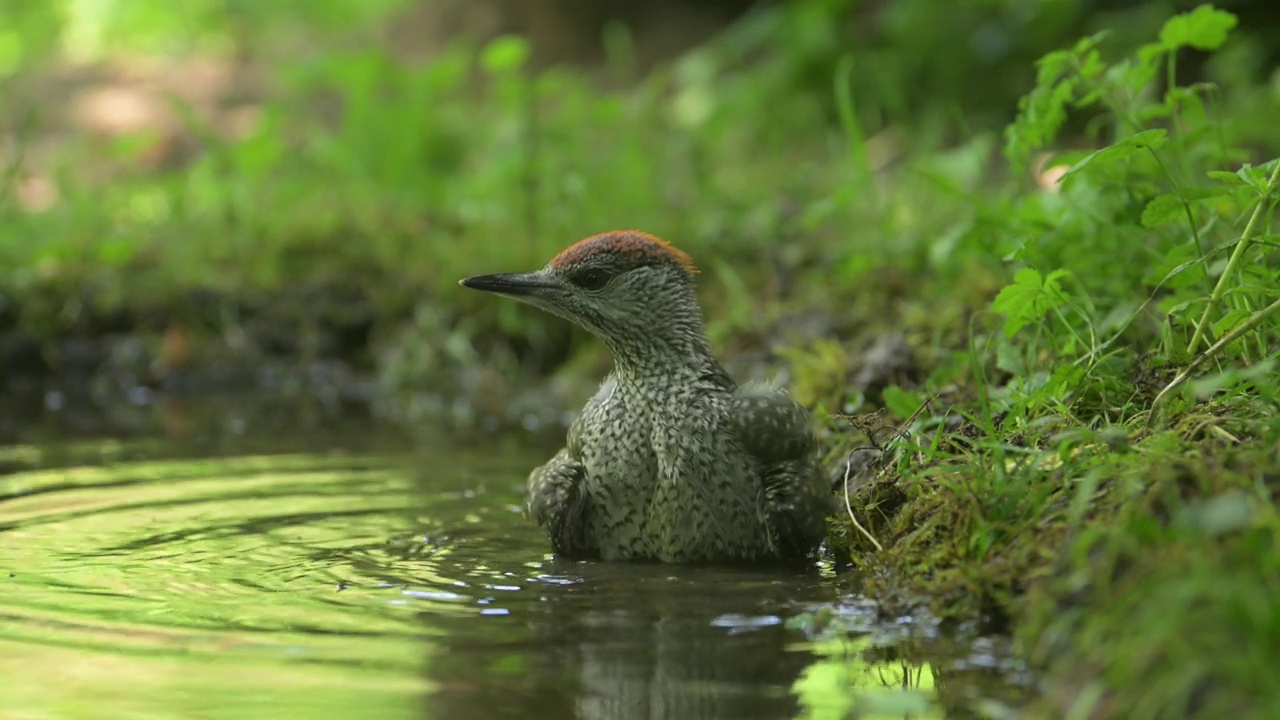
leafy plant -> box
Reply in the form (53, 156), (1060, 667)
(990, 3), (1277, 425)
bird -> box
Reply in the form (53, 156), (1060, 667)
(459, 230), (831, 563)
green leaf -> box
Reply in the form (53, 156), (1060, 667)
(1142, 194), (1184, 228)
(1143, 243), (1203, 291)
(1004, 77), (1076, 168)
(1046, 363), (1086, 399)
(481, 35), (530, 75)
(992, 267), (1073, 338)
(1160, 4), (1238, 51)
(1118, 45), (1164, 96)
(1211, 308), (1252, 339)
(1162, 84), (1211, 117)
(1181, 186), (1233, 202)
(1058, 129), (1168, 187)
(1236, 163), (1273, 192)
(882, 385), (924, 420)
(1208, 170), (1246, 185)
(1190, 360), (1277, 398)
(996, 339), (1029, 376)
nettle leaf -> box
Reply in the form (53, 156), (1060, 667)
(993, 267), (1073, 338)
(1160, 4), (1238, 52)
(1142, 194), (1184, 228)
(1058, 129), (1168, 188)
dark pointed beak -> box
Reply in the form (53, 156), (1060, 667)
(458, 272), (560, 297)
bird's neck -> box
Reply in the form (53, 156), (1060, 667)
(605, 315), (725, 387)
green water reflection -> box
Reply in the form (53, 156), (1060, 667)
(0, 433), (1019, 719)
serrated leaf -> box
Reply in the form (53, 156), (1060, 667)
(993, 269), (1043, 338)
(1237, 164), (1270, 192)
(1034, 49), (1076, 86)
(1005, 78), (1077, 168)
(993, 267), (1073, 338)
(882, 385), (923, 420)
(1142, 194), (1184, 228)
(1160, 4), (1238, 51)
(1003, 34), (1110, 168)
(1058, 129), (1168, 187)
(1117, 48), (1162, 96)
(1042, 268), (1072, 303)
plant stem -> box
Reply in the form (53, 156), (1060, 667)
(1149, 294), (1280, 430)
(1186, 160), (1280, 354)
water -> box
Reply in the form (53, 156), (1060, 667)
(0, 401), (1029, 719)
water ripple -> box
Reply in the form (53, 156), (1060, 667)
(0, 439), (1028, 719)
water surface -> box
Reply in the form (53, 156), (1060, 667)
(0, 401), (1027, 719)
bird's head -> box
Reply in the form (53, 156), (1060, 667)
(459, 230), (706, 364)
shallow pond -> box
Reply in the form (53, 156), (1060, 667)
(0, 399), (1029, 719)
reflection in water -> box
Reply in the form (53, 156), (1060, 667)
(0, 430), (1025, 719)
(421, 561), (826, 720)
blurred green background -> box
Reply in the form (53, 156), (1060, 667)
(2, 0), (1278, 421)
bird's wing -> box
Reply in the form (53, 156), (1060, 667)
(728, 384), (818, 466)
(729, 385), (830, 560)
(530, 374), (618, 560)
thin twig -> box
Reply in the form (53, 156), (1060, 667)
(835, 393), (940, 553)
(843, 459), (883, 552)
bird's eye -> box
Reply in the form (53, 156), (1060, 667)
(572, 268), (611, 291)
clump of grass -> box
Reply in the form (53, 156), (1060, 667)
(821, 4), (1280, 715)
(1021, 439), (1280, 719)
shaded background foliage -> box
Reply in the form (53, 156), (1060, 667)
(1, 0), (1278, 423)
